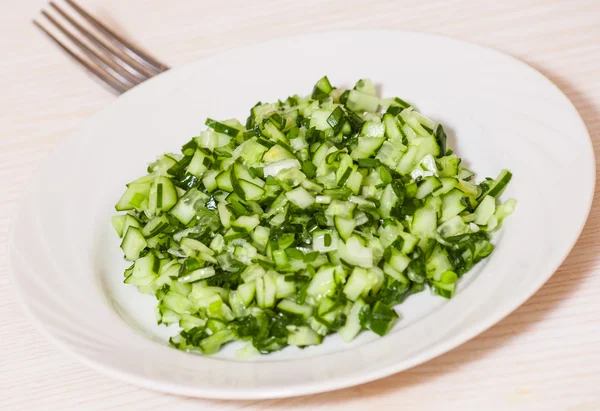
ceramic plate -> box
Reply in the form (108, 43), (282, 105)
(8, 31), (594, 399)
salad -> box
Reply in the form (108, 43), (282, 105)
(112, 77), (516, 357)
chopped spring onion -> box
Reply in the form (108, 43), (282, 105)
(114, 77), (516, 356)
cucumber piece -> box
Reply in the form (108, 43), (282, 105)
(335, 154), (354, 185)
(274, 274), (296, 299)
(438, 215), (466, 237)
(233, 162), (265, 187)
(251, 226), (270, 253)
(306, 266), (337, 299)
(481, 169), (512, 199)
(434, 177), (458, 196)
(325, 200), (356, 218)
(125, 252), (158, 286)
(438, 155), (461, 177)
(312, 229), (339, 252)
(474, 195), (496, 225)
(343, 267), (371, 301)
(338, 299), (367, 342)
(411, 206), (438, 245)
(354, 78), (376, 96)
(388, 249), (411, 273)
(376, 141), (405, 169)
(285, 186), (315, 209)
(363, 301), (398, 336)
(288, 326), (322, 346)
(228, 291), (247, 317)
(120, 226), (146, 261)
(237, 282), (256, 306)
(312, 75), (333, 99)
(263, 120), (287, 143)
(410, 153), (438, 180)
(233, 138), (269, 166)
(361, 121), (385, 138)
(346, 90), (379, 113)
(216, 168), (234, 192)
(378, 221), (403, 248)
(179, 267), (216, 283)
(115, 182), (151, 211)
(345, 168), (363, 195)
(495, 198), (517, 224)
(111, 215), (126, 237)
(231, 215), (260, 232)
(199, 329), (236, 355)
(351, 136), (386, 160)
(310, 109), (334, 131)
(263, 144), (296, 164)
(401, 109), (431, 138)
(383, 113), (402, 140)
(334, 216), (356, 241)
(416, 176), (442, 199)
(426, 246), (453, 281)
(238, 179), (266, 201)
(149, 176), (178, 213)
(278, 300), (313, 318)
(378, 184), (398, 219)
(187, 149), (211, 178)
(217, 202), (232, 228)
(179, 314), (206, 331)
(399, 232), (418, 254)
(382, 263), (410, 284)
(256, 274), (276, 308)
(142, 214), (169, 237)
(338, 236), (374, 268)
(396, 145), (419, 175)
(180, 237), (214, 256)
(263, 158), (301, 177)
(149, 154), (179, 173)
(441, 189), (467, 222)
(169, 188), (206, 225)
(459, 166), (475, 180)
(122, 214), (142, 237)
(201, 170), (219, 192)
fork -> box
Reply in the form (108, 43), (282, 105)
(33, 0), (169, 94)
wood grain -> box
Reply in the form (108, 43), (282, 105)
(1, 0), (599, 410)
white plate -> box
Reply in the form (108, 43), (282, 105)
(8, 31), (594, 399)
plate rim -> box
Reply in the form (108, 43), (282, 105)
(7, 29), (596, 399)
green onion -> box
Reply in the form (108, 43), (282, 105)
(358, 158), (381, 168)
(205, 118), (241, 137)
(327, 106), (346, 134)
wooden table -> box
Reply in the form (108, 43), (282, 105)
(1, 1), (599, 409)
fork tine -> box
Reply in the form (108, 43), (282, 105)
(65, 0), (169, 74)
(49, 1), (153, 81)
(33, 20), (127, 94)
(41, 10), (138, 90)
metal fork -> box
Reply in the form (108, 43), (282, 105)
(33, 0), (169, 94)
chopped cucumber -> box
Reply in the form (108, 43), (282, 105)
(113, 76), (515, 357)
(120, 226), (146, 261)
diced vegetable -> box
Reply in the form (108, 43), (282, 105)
(114, 77), (515, 357)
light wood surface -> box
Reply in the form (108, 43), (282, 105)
(1, 1), (599, 410)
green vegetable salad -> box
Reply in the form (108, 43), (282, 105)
(112, 77), (516, 357)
